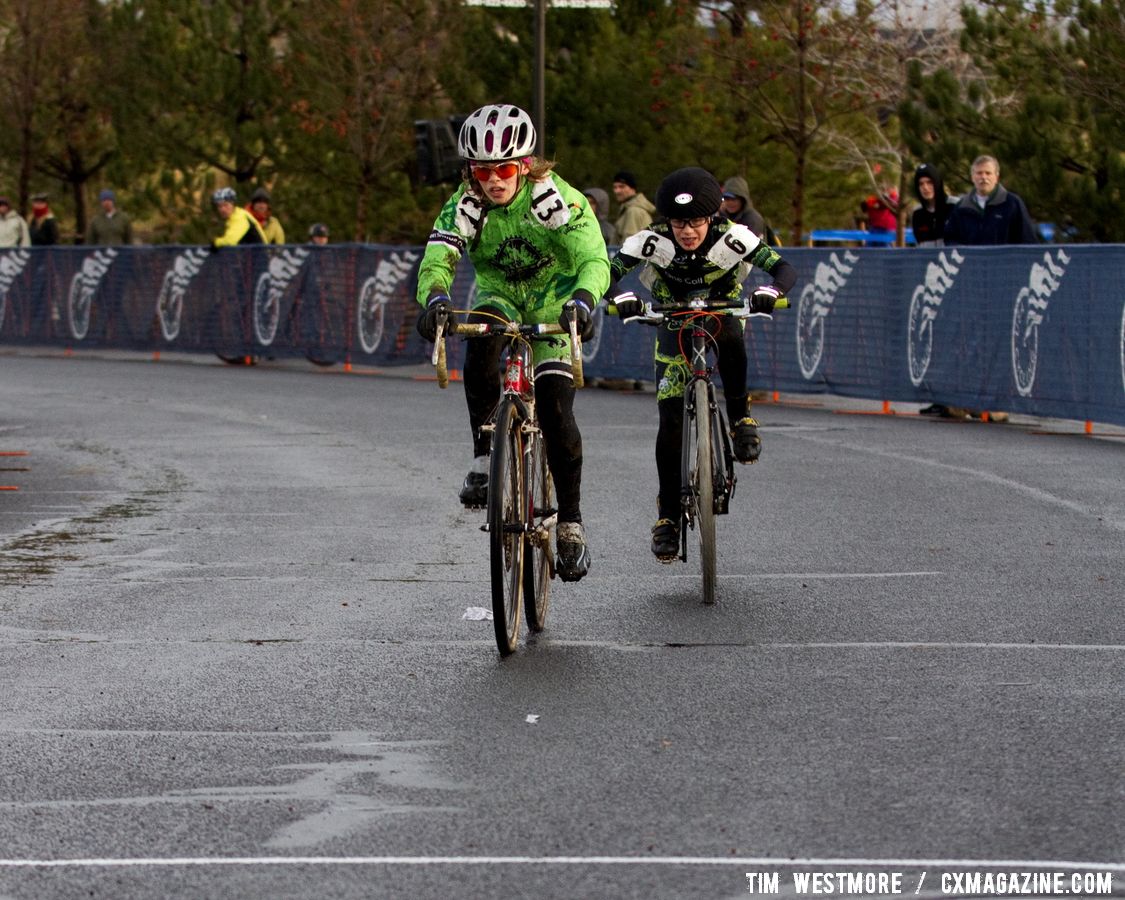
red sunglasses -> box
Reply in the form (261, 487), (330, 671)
(470, 161), (521, 182)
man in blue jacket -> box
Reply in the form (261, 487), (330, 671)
(939, 154), (1035, 424)
(943, 155), (1037, 246)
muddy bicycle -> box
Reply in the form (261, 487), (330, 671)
(432, 306), (584, 656)
(614, 293), (787, 605)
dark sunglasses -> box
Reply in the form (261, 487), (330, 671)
(470, 161), (521, 182)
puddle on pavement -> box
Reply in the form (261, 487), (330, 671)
(0, 469), (186, 586)
(0, 730), (463, 848)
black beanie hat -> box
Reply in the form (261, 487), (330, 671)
(612, 170), (638, 190)
(655, 167), (723, 219)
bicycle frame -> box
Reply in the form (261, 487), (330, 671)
(431, 310), (583, 653)
(674, 310), (739, 563)
(438, 320), (564, 543)
(480, 335), (557, 561)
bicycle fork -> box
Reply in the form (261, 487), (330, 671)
(477, 402), (556, 535)
(688, 330), (738, 512)
(680, 376), (737, 528)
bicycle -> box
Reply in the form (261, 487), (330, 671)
(432, 305), (584, 656)
(613, 293), (787, 605)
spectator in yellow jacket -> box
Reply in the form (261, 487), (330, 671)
(247, 187), (285, 244)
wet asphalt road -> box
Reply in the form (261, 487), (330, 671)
(1, 351), (1123, 900)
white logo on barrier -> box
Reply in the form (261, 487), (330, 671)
(254, 248), (311, 346)
(1012, 248), (1070, 397)
(67, 249), (119, 341)
(356, 250), (419, 355)
(907, 249), (965, 386)
(156, 248), (211, 342)
(796, 250), (858, 379)
(0, 249), (31, 334)
(1121, 301), (1125, 399)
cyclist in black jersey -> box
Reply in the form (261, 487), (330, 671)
(606, 167), (798, 560)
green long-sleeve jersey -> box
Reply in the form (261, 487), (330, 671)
(416, 172), (610, 319)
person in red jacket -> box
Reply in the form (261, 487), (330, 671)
(860, 188), (899, 245)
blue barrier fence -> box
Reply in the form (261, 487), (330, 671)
(1, 244), (1123, 426)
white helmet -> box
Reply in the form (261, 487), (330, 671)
(458, 104), (537, 161)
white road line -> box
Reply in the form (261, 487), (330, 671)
(1, 638), (1122, 651)
(31, 572), (942, 585)
(693, 572), (944, 580)
(789, 431), (1125, 532)
(551, 640), (1125, 652)
(0, 855), (1122, 870)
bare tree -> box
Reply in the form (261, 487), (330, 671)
(699, 0), (902, 243)
(0, 0), (115, 236)
(0, 0), (57, 213)
(816, 0), (969, 241)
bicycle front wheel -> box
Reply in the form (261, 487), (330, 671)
(489, 398), (526, 655)
(690, 379), (718, 604)
(523, 431), (554, 633)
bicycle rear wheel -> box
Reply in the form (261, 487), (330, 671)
(523, 431), (554, 633)
(690, 379), (718, 604)
(489, 398), (526, 655)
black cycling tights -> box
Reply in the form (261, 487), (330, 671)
(463, 332), (583, 524)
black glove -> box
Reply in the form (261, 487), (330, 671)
(750, 285), (782, 315)
(610, 290), (644, 320)
(559, 294), (595, 342)
(416, 295), (452, 342)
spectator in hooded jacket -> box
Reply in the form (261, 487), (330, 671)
(912, 164), (956, 417)
(911, 164), (952, 248)
(582, 187), (619, 247)
(943, 155), (1036, 246)
(720, 175), (767, 240)
(0, 196), (31, 247)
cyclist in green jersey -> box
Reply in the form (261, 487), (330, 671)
(415, 104), (610, 582)
(607, 167), (797, 561)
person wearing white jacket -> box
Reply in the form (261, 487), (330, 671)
(0, 196), (31, 247)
